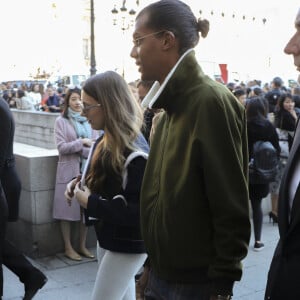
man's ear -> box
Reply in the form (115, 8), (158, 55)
(161, 31), (176, 50)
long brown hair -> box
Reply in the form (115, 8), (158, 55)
(84, 71), (143, 193)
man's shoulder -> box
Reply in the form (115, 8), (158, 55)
(266, 89), (282, 98)
(0, 97), (10, 111)
(193, 81), (243, 112)
(189, 77), (232, 99)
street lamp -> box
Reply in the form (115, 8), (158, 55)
(90, 0), (97, 76)
(111, 1), (138, 32)
(111, 1), (139, 77)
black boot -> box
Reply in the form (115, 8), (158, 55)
(23, 269), (47, 300)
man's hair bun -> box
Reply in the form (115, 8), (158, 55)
(197, 19), (209, 38)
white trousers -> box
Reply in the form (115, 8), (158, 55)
(91, 243), (147, 300)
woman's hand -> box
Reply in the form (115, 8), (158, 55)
(74, 182), (91, 209)
(64, 176), (81, 205)
(81, 138), (93, 147)
(290, 109), (298, 120)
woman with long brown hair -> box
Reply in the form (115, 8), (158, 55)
(66, 71), (149, 300)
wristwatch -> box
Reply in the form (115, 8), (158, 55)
(216, 295), (232, 300)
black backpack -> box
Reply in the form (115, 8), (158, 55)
(249, 141), (279, 184)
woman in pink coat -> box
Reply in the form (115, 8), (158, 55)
(53, 87), (98, 261)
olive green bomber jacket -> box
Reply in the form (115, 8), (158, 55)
(140, 50), (251, 295)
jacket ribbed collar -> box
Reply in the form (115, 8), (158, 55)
(141, 49), (205, 112)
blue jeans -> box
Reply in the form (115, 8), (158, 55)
(144, 270), (211, 300)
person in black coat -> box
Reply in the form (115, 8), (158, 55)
(265, 8), (300, 299)
(66, 71), (148, 300)
(0, 183), (7, 300)
(292, 86), (300, 109)
(265, 77), (283, 113)
(246, 97), (280, 251)
(274, 92), (299, 150)
(268, 93), (299, 225)
(138, 80), (155, 143)
(0, 97), (47, 300)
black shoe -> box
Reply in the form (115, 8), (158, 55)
(268, 212), (278, 225)
(254, 241), (265, 252)
(23, 270), (47, 300)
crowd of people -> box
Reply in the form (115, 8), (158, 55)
(226, 75), (300, 254)
(1, 1), (300, 300)
(0, 81), (67, 112)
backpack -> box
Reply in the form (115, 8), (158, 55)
(249, 141), (279, 184)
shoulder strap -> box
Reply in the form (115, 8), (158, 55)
(122, 151), (148, 190)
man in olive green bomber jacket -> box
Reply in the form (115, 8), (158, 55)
(130, 1), (251, 300)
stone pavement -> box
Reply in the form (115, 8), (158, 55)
(3, 215), (279, 300)
(3, 250), (98, 300)
(234, 215), (279, 300)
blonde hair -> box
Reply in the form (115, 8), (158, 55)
(83, 71), (143, 193)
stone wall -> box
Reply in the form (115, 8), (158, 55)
(7, 109), (97, 258)
(11, 109), (59, 149)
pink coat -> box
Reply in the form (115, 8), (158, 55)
(52, 116), (98, 221)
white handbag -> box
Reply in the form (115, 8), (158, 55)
(276, 128), (290, 158)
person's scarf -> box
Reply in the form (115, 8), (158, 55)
(68, 108), (92, 172)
